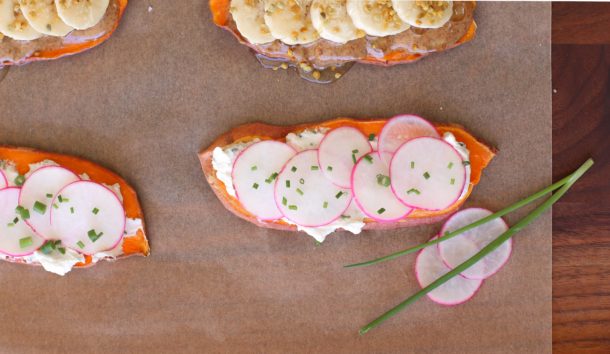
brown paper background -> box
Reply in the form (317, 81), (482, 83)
(0, 1), (551, 353)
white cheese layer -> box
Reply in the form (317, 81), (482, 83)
(212, 139), (260, 197)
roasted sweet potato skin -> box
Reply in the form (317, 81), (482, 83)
(209, 0), (477, 67)
(0, 145), (149, 268)
(1, 0), (128, 66)
(199, 118), (496, 232)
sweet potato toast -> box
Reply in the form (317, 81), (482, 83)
(1, 0), (128, 66)
(0, 145), (149, 269)
(199, 118), (495, 232)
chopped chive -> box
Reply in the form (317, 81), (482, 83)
(52, 203), (58, 209)
(291, 166), (297, 172)
(252, 182), (259, 189)
(323, 201), (328, 209)
(19, 237), (33, 249)
(377, 208), (386, 215)
(286, 180), (291, 188)
(447, 162), (454, 169)
(450, 178), (455, 185)
(410, 161), (415, 169)
(70, 207), (75, 214)
(327, 166), (333, 172)
(463, 161), (470, 166)
(40, 241), (55, 255)
(407, 188), (421, 195)
(311, 166), (319, 171)
(299, 178), (305, 184)
(58, 247), (66, 255)
(423, 172), (431, 180)
(341, 215), (351, 220)
(251, 165), (258, 171)
(288, 205), (298, 210)
(92, 208), (99, 215)
(13, 217), (18, 224)
(53, 240), (61, 249)
(88, 229), (103, 243)
(7, 223), (14, 227)
(296, 188), (304, 196)
(14, 175), (25, 186)
(352, 149), (359, 154)
(376, 174), (391, 187)
(335, 191), (344, 199)
(352, 154), (357, 164)
(368, 133), (375, 141)
(15, 206), (30, 220)
(46, 193), (53, 198)
(264, 172), (279, 183)
(58, 195), (69, 203)
(364, 155), (373, 163)
(282, 197), (287, 206)
(33, 201), (47, 215)
(76, 241), (85, 249)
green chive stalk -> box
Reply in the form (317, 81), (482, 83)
(358, 158), (593, 335)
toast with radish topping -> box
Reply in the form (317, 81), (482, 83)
(199, 116), (495, 242)
(0, 146), (149, 275)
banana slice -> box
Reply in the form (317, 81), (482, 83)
(264, 0), (319, 45)
(310, 0), (364, 44)
(346, 0), (409, 37)
(392, 0), (453, 29)
(230, 0), (274, 44)
(19, 0), (74, 36)
(55, 0), (109, 30)
(0, 0), (43, 40)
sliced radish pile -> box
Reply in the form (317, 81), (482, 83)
(438, 208), (511, 280)
(275, 150), (352, 227)
(0, 188), (45, 256)
(415, 236), (482, 305)
(232, 141), (296, 220)
(19, 166), (80, 239)
(51, 181), (126, 255)
(318, 127), (372, 188)
(390, 137), (466, 210)
(0, 170), (7, 189)
(378, 115), (439, 165)
(352, 152), (412, 222)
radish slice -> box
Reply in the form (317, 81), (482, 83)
(275, 150), (352, 227)
(318, 127), (372, 188)
(415, 236), (482, 305)
(438, 208), (511, 280)
(0, 169), (7, 189)
(51, 181), (125, 255)
(390, 137), (466, 210)
(232, 141), (296, 220)
(19, 166), (80, 239)
(378, 114), (439, 165)
(0, 188), (45, 256)
(352, 152), (412, 222)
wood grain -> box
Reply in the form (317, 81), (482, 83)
(552, 44), (610, 353)
(553, 2), (610, 44)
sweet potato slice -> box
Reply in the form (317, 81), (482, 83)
(199, 118), (495, 231)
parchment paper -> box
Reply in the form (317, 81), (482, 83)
(0, 1), (551, 353)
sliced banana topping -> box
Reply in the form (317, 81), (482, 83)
(19, 0), (74, 36)
(55, 0), (109, 30)
(346, 0), (409, 37)
(0, 0), (43, 40)
(310, 0), (364, 44)
(264, 0), (319, 45)
(392, 0), (452, 29)
(230, 0), (274, 44)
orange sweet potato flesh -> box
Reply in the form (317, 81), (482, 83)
(199, 118), (496, 232)
(209, 0), (476, 66)
(0, 146), (149, 268)
(2, 0), (128, 66)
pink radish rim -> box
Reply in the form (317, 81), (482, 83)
(350, 152), (413, 222)
(274, 149), (353, 228)
(0, 187), (45, 257)
(0, 169), (7, 188)
(414, 236), (483, 306)
(18, 165), (80, 239)
(50, 180), (126, 255)
(377, 114), (439, 161)
(231, 140), (296, 221)
(389, 136), (467, 211)
(438, 208), (512, 280)
(317, 126), (373, 189)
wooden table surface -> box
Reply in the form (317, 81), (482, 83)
(552, 3), (610, 353)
